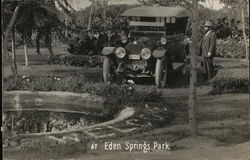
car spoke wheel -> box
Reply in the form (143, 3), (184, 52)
(155, 58), (167, 88)
(103, 56), (115, 82)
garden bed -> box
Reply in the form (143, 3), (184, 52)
(216, 37), (248, 58)
(211, 67), (249, 94)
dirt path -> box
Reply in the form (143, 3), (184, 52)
(136, 84), (212, 98)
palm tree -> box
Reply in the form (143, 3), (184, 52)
(15, 0), (78, 55)
(2, 1), (21, 75)
(2, 0), (80, 75)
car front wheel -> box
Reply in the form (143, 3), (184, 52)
(155, 58), (167, 88)
(103, 56), (115, 82)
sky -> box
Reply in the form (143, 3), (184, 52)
(70, 0), (225, 11)
(199, 0), (225, 10)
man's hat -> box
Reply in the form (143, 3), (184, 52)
(203, 21), (213, 27)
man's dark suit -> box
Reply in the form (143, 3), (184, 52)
(200, 30), (217, 57)
(200, 30), (217, 80)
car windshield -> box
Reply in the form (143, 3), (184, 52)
(129, 31), (164, 38)
(129, 26), (165, 31)
(129, 26), (165, 38)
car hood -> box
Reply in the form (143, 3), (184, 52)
(125, 37), (159, 54)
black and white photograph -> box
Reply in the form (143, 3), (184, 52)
(2, 0), (250, 159)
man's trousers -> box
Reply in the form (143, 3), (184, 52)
(201, 57), (214, 81)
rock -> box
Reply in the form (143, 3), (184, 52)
(9, 141), (18, 147)
(3, 143), (9, 148)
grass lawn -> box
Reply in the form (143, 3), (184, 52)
(3, 47), (102, 81)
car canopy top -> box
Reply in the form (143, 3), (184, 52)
(122, 7), (189, 18)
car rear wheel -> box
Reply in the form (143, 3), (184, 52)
(155, 58), (167, 88)
(103, 56), (115, 82)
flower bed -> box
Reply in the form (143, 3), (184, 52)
(211, 68), (249, 94)
(4, 75), (161, 107)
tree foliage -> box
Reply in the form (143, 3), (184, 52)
(137, 0), (205, 9)
(76, 4), (136, 30)
(2, 0), (80, 45)
(220, 0), (249, 60)
(2, 0), (82, 76)
(220, 0), (248, 8)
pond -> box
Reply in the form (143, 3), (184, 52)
(2, 91), (117, 148)
(2, 91), (136, 154)
(3, 109), (110, 135)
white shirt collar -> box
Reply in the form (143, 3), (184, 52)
(205, 30), (212, 37)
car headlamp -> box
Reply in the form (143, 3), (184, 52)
(121, 36), (127, 43)
(160, 37), (167, 45)
(115, 47), (126, 58)
(140, 48), (151, 60)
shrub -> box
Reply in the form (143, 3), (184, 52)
(211, 68), (249, 93)
(47, 54), (104, 67)
(216, 37), (248, 58)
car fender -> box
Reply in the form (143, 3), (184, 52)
(102, 47), (116, 56)
(152, 49), (167, 58)
(175, 41), (186, 60)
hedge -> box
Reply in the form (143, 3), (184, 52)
(211, 68), (249, 93)
(47, 54), (104, 68)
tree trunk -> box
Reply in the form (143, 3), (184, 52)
(65, 12), (68, 36)
(11, 28), (17, 75)
(45, 27), (53, 56)
(24, 42), (29, 67)
(3, 6), (20, 61)
(88, 4), (93, 30)
(103, 0), (106, 19)
(241, 9), (249, 60)
(189, 0), (198, 137)
(36, 30), (41, 54)
(1, 1), (4, 78)
(2, 5), (21, 76)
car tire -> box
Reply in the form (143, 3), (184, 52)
(103, 56), (115, 82)
(155, 58), (167, 88)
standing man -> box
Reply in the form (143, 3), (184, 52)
(200, 21), (217, 81)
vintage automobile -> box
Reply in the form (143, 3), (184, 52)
(101, 7), (190, 88)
